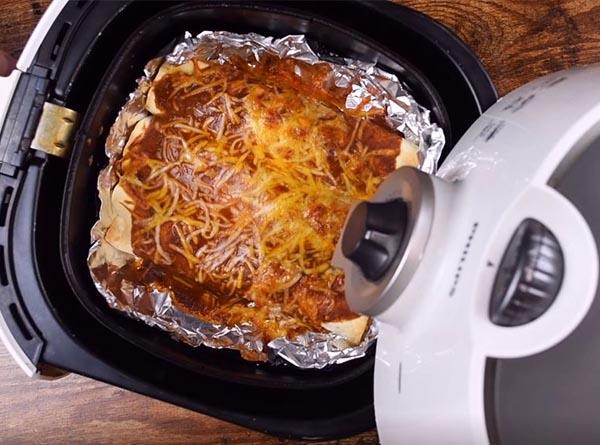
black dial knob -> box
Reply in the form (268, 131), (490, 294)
(341, 199), (408, 281)
(489, 219), (564, 327)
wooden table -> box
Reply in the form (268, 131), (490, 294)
(0, 1), (598, 444)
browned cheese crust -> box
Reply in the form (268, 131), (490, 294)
(97, 52), (419, 354)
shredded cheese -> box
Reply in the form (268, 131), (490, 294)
(116, 54), (405, 329)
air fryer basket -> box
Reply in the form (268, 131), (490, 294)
(61, 1), (451, 388)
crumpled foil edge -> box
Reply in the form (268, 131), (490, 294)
(88, 31), (444, 369)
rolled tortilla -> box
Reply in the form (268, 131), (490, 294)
(146, 60), (195, 115)
(396, 138), (420, 169)
(322, 315), (369, 346)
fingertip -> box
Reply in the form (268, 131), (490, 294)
(0, 51), (17, 77)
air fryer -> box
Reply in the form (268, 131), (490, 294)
(0, 0), (497, 440)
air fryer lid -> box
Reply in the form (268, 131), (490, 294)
(0, 0), (496, 440)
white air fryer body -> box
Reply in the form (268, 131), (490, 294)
(334, 66), (600, 444)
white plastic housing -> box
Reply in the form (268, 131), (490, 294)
(372, 66), (600, 444)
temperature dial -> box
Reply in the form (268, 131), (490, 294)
(489, 219), (564, 327)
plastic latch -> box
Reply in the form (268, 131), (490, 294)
(341, 199), (408, 281)
(0, 72), (49, 176)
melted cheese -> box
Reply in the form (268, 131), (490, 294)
(109, 52), (419, 346)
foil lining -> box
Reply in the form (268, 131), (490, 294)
(88, 31), (444, 369)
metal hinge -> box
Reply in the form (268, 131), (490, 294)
(31, 102), (79, 158)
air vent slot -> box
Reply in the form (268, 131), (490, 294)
(0, 245), (7, 286)
(0, 186), (13, 227)
(51, 22), (71, 61)
(8, 303), (33, 341)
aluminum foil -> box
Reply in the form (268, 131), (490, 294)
(88, 31), (445, 369)
(168, 31), (445, 173)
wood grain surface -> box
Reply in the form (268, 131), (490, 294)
(0, 0), (599, 444)
(399, 0), (600, 95)
(0, 344), (380, 445)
